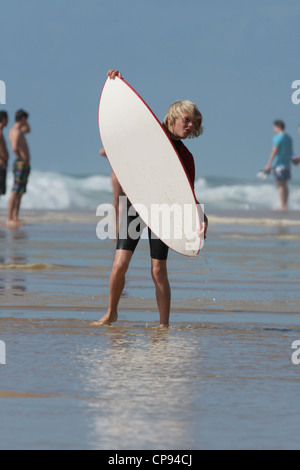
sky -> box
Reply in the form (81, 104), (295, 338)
(1, 0), (300, 180)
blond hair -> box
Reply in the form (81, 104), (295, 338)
(163, 100), (203, 138)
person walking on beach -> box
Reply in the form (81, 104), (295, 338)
(0, 111), (9, 221)
(264, 120), (293, 211)
(7, 109), (31, 228)
(92, 69), (207, 328)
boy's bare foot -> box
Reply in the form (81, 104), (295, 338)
(90, 311), (118, 326)
(159, 324), (169, 329)
(6, 220), (20, 229)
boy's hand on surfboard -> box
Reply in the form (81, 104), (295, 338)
(107, 69), (122, 80)
(197, 223), (207, 240)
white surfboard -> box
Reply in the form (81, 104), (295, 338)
(98, 77), (203, 257)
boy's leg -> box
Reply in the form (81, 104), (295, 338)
(6, 192), (21, 227)
(149, 232), (170, 327)
(111, 172), (123, 231)
(91, 249), (133, 325)
(0, 196), (4, 227)
(277, 180), (289, 211)
(12, 193), (22, 221)
(91, 198), (144, 326)
(151, 258), (171, 328)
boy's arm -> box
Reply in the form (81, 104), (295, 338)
(0, 130), (8, 167)
(196, 200), (208, 240)
(11, 130), (22, 160)
(197, 215), (208, 240)
(203, 213), (208, 239)
(264, 146), (278, 172)
(21, 122), (31, 134)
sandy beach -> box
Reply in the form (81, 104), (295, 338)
(0, 208), (299, 449)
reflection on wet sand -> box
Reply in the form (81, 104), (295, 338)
(0, 210), (300, 450)
(79, 326), (203, 450)
(0, 228), (28, 294)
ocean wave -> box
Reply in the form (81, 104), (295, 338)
(194, 177), (300, 211)
(0, 171), (113, 210)
(0, 170), (300, 211)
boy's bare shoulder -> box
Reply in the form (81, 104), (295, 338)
(9, 126), (21, 140)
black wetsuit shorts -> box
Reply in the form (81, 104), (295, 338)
(116, 198), (169, 260)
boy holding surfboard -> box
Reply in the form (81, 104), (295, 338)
(92, 69), (207, 328)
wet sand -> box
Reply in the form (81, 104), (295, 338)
(0, 209), (300, 449)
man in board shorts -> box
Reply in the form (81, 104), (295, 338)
(7, 109), (31, 228)
(0, 111), (9, 211)
(264, 120), (293, 211)
(12, 160), (30, 194)
(92, 69), (208, 328)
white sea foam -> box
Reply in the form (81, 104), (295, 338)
(0, 170), (300, 211)
(0, 171), (112, 210)
(194, 177), (300, 211)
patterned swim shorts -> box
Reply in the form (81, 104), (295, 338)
(12, 160), (31, 195)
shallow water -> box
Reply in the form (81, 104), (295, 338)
(1, 315), (299, 450)
(0, 210), (300, 449)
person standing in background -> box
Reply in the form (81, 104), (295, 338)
(0, 111), (9, 224)
(264, 120), (293, 211)
(7, 109), (31, 228)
